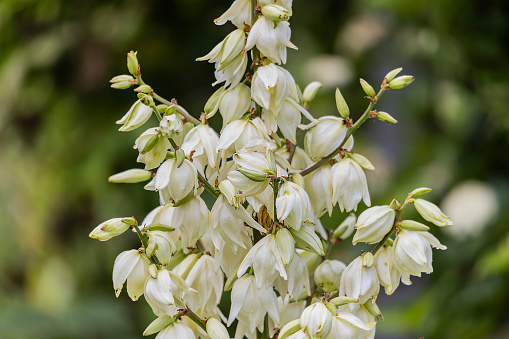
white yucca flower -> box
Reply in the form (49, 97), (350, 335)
(206, 318), (230, 339)
(215, 83), (252, 128)
(304, 116), (348, 160)
(228, 275), (280, 337)
(140, 205), (176, 230)
(173, 196), (209, 252)
(353, 205), (395, 244)
(155, 322), (195, 339)
(238, 234), (287, 289)
(116, 99), (153, 132)
(144, 268), (195, 317)
(339, 255), (379, 304)
(146, 231), (177, 266)
(112, 249), (150, 301)
(300, 302), (333, 339)
(198, 28), (246, 73)
(181, 124), (220, 173)
(214, 0), (252, 28)
(328, 310), (376, 339)
(134, 128), (170, 170)
(331, 158), (371, 212)
(159, 114), (183, 137)
(313, 259), (347, 293)
(251, 63), (298, 112)
(153, 158), (198, 202)
(213, 52), (248, 88)
(392, 229), (446, 285)
(217, 118), (270, 153)
(244, 16), (297, 64)
(414, 199), (453, 227)
(304, 164), (334, 217)
(374, 244), (401, 295)
(268, 296), (306, 338)
(185, 254), (223, 318)
(276, 181), (313, 230)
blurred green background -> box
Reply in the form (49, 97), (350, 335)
(1, 0), (508, 338)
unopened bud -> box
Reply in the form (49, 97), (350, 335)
(362, 252), (374, 268)
(278, 319), (301, 339)
(89, 217), (132, 241)
(335, 88), (350, 119)
(388, 75), (415, 89)
(399, 220), (430, 232)
(143, 316), (176, 336)
(238, 169), (267, 182)
(333, 213), (356, 239)
(329, 296), (358, 307)
(385, 67), (403, 82)
(127, 51), (139, 76)
(375, 111), (398, 124)
(204, 86), (226, 116)
(290, 225), (325, 256)
(157, 104), (168, 113)
(276, 228), (296, 267)
(165, 106), (177, 116)
(363, 299), (383, 320)
(110, 74), (135, 90)
(139, 94), (154, 107)
(360, 78), (376, 98)
(349, 153), (375, 170)
(148, 263), (158, 279)
(108, 169), (152, 183)
(408, 187), (432, 198)
(414, 199), (453, 227)
(261, 4), (291, 22)
(389, 199), (401, 210)
(134, 84), (152, 94)
(302, 81), (323, 103)
(206, 318), (230, 339)
(140, 134), (161, 155)
(314, 260), (346, 293)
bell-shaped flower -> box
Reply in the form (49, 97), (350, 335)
(135, 128), (170, 170)
(276, 181), (313, 230)
(414, 199), (453, 227)
(244, 16), (297, 64)
(273, 251), (311, 299)
(213, 52), (248, 88)
(210, 83), (252, 128)
(353, 205), (395, 245)
(140, 205), (176, 230)
(181, 124), (220, 173)
(217, 118), (270, 153)
(300, 302), (333, 339)
(228, 275), (280, 336)
(153, 158), (198, 202)
(206, 318), (230, 339)
(146, 231), (177, 266)
(159, 114), (183, 137)
(304, 116), (348, 160)
(328, 311), (376, 339)
(314, 259), (347, 293)
(198, 28), (247, 73)
(214, 0), (252, 28)
(268, 296), (306, 338)
(155, 321), (195, 339)
(331, 158), (371, 212)
(144, 268), (195, 317)
(173, 196), (209, 252)
(112, 249), (150, 301)
(251, 63), (298, 112)
(374, 243), (401, 295)
(185, 254), (223, 318)
(392, 229), (446, 285)
(304, 164), (334, 217)
(339, 255), (379, 304)
(238, 234), (287, 289)
(89, 217), (134, 241)
(116, 99), (153, 132)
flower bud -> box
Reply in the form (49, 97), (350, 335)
(116, 99), (153, 132)
(134, 84), (152, 94)
(408, 187), (432, 198)
(333, 213), (356, 239)
(165, 105), (177, 115)
(160, 114), (183, 136)
(362, 252), (374, 268)
(108, 169), (152, 183)
(349, 153), (375, 170)
(385, 67), (403, 82)
(329, 296), (357, 307)
(261, 4), (291, 22)
(140, 133), (161, 155)
(389, 199), (401, 210)
(363, 299), (383, 320)
(139, 94), (155, 107)
(302, 81), (323, 103)
(335, 88), (350, 119)
(276, 228), (295, 267)
(157, 104), (168, 113)
(110, 74), (134, 89)
(314, 260), (347, 293)
(353, 206), (395, 245)
(414, 199), (453, 227)
(388, 75), (415, 89)
(127, 50), (139, 76)
(399, 220), (430, 232)
(238, 168), (268, 182)
(375, 111), (398, 124)
(204, 86), (226, 116)
(206, 318), (230, 339)
(290, 224), (325, 256)
(143, 316), (176, 336)
(301, 302), (333, 339)
(278, 319), (301, 339)
(360, 78), (376, 98)
(89, 217), (133, 241)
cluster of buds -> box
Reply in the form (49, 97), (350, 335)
(92, 1), (452, 338)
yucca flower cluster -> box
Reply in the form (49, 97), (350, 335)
(93, 1), (453, 338)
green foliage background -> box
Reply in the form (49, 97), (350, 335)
(1, 0), (508, 338)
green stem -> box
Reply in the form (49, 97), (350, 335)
(132, 223), (160, 265)
(198, 171), (220, 198)
(152, 92), (201, 126)
(185, 307), (207, 331)
(299, 88), (387, 176)
(152, 106), (163, 122)
(371, 228), (395, 255)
